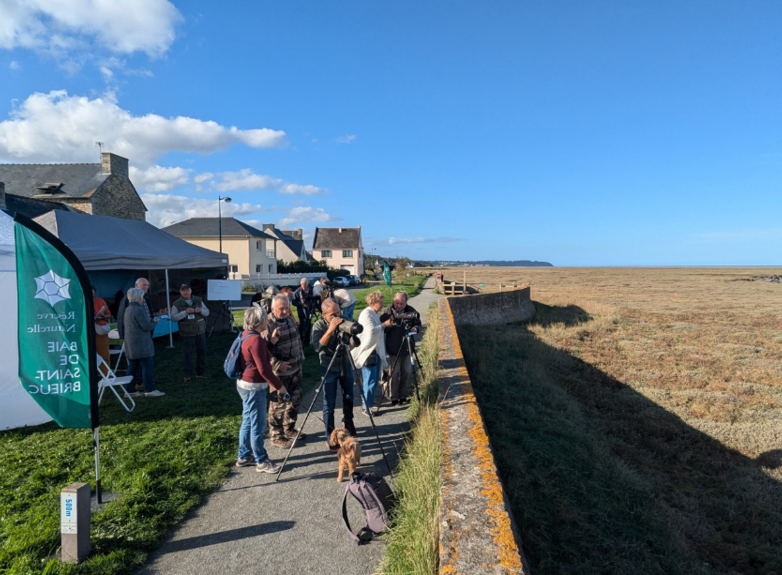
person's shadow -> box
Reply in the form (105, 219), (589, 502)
(458, 305), (782, 575)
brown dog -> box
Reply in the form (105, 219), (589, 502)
(330, 427), (361, 482)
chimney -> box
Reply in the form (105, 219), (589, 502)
(338, 227), (343, 233)
(101, 152), (129, 177)
(298, 227), (302, 239)
(0, 182), (5, 210)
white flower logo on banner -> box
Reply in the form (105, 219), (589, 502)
(34, 270), (72, 306)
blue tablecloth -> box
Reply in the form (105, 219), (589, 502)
(153, 317), (179, 338)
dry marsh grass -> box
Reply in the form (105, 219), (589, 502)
(453, 267), (782, 574)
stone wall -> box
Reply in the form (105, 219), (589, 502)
(438, 297), (529, 574)
(447, 286), (535, 326)
(91, 175), (147, 221)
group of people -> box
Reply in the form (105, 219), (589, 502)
(93, 275), (422, 477)
(233, 286), (420, 473)
(93, 278), (210, 398)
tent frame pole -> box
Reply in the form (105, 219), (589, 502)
(165, 268), (174, 348)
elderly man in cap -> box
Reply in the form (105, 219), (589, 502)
(261, 293), (306, 448)
(171, 283), (210, 382)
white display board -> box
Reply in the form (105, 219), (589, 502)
(207, 279), (242, 301)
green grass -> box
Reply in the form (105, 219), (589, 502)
(0, 330), (321, 575)
(377, 303), (441, 575)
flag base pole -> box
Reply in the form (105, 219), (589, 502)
(93, 427), (102, 505)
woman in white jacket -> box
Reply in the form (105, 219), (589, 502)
(351, 290), (388, 416)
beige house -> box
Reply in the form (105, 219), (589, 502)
(312, 226), (364, 276)
(0, 152), (147, 220)
(262, 224), (309, 263)
(163, 218), (277, 277)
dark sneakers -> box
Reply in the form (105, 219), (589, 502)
(284, 429), (307, 441)
(271, 437), (293, 449)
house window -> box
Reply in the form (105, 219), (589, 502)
(256, 241), (261, 250)
(268, 264), (273, 273)
(266, 249), (275, 258)
(231, 265), (238, 273)
(256, 265), (261, 273)
(343, 250), (353, 258)
(321, 250), (332, 258)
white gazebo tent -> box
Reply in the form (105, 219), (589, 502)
(0, 211), (52, 430)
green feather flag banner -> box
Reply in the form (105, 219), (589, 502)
(14, 215), (98, 429)
(383, 262), (392, 287)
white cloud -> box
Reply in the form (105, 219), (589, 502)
(386, 237), (461, 245)
(335, 134), (356, 144)
(193, 172), (213, 191)
(0, 0), (182, 58)
(9, 60), (19, 70)
(129, 165), (190, 193)
(0, 90), (286, 166)
(142, 193), (265, 228)
(278, 183), (328, 196)
(212, 169), (281, 192)
(277, 207), (341, 229)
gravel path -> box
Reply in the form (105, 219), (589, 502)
(137, 277), (441, 575)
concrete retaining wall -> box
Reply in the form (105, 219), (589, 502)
(438, 296), (529, 574)
(447, 287), (535, 326)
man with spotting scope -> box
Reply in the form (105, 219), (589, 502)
(311, 298), (357, 451)
(380, 291), (421, 405)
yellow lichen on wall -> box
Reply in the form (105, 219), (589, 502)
(439, 298), (523, 574)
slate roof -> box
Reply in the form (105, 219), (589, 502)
(312, 227), (362, 250)
(162, 217), (275, 239)
(281, 229), (302, 240)
(2, 197), (74, 220)
(262, 224), (306, 259)
(0, 163), (108, 198)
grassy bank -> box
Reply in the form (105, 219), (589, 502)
(0, 331), (321, 575)
(377, 303), (441, 575)
(459, 279), (782, 574)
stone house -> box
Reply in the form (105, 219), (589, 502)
(0, 152), (147, 220)
(162, 217), (278, 277)
(312, 226), (364, 276)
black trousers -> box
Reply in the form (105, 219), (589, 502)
(182, 333), (207, 377)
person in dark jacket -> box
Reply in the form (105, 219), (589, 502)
(380, 291), (421, 405)
(291, 277), (314, 340)
(123, 288), (164, 397)
(117, 278), (155, 339)
(170, 283), (210, 382)
(235, 306), (289, 473)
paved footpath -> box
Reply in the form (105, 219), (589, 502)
(137, 278), (442, 575)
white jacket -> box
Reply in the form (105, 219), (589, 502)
(351, 307), (388, 370)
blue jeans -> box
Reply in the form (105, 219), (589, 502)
(125, 356), (155, 393)
(361, 363), (380, 409)
(341, 302), (357, 320)
(237, 386), (269, 463)
(322, 365), (354, 438)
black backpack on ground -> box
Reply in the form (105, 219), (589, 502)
(341, 472), (396, 545)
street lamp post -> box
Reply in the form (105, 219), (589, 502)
(218, 196), (232, 254)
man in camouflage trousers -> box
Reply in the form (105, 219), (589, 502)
(262, 294), (306, 449)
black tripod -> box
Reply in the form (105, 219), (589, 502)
(380, 330), (422, 408)
(209, 301), (237, 336)
(276, 331), (392, 481)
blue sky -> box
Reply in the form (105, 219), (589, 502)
(0, 1), (780, 265)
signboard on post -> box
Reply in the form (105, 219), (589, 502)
(207, 279), (242, 301)
(383, 262), (392, 287)
(14, 215), (97, 429)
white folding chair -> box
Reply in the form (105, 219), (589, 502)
(108, 328), (127, 374)
(97, 355), (136, 412)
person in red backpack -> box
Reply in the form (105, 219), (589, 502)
(235, 306), (289, 473)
